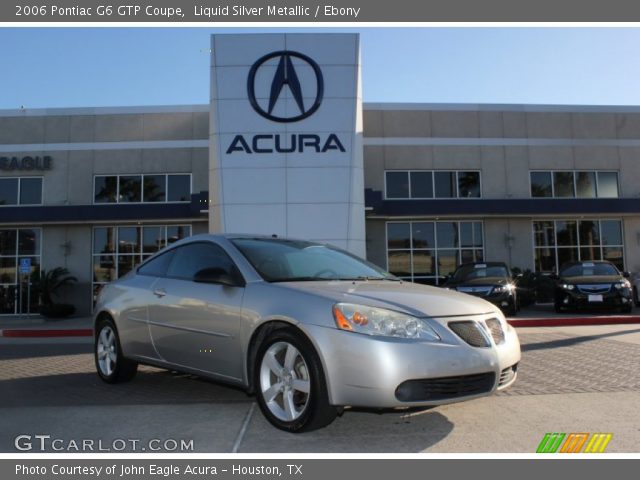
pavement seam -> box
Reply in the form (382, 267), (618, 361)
(231, 402), (256, 453)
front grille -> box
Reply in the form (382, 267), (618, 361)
(577, 284), (611, 294)
(485, 318), (505, 345)
(449, 321), (490, 347)
(395, 372), (496, 402)
(457, 286), (493, 297)
(498, 363), (518, 387)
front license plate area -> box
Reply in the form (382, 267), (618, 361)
(588, 294), (603, 302)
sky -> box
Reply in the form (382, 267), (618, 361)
(1, 27), (640, 109)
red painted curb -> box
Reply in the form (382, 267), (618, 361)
(1, 329), (93, 338)
(508, 316), (640, 327)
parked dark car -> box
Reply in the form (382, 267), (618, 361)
(443, 262), (518, 316)
(553, 261), (633, 313)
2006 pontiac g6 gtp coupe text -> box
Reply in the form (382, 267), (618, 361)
(94, 235), (521, 432)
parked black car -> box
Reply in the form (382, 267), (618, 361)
(553, 261), (633, 313)
(443, 262), (518, 316)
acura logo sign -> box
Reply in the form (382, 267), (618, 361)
(247, 50), (324, 123)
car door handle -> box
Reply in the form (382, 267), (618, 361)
(153, 288), (167, 298)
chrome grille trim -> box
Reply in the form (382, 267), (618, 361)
(485, 318), (505, 345)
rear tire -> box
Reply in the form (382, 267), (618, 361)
(254, 327), (337, 433)
(95, 316), (138, 384)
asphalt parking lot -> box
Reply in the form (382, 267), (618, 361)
(1, 323), (639, 453)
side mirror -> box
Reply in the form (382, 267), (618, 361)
(193, 267), (244, 287)
(623, 271), (631, 278)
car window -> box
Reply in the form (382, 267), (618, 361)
(138, 250), (175, 277)
(453, 264), (509, 281)
(560, 262), (619, 277)
(166, 242), (238, 281)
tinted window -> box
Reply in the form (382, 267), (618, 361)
(386, 171), (409, 198)
(138, 250), (175, 277)
(597, 172), (619, 198)
(94, 176), (117, 203)
(434, 172), (456, 198)
(410, 172), (433, 198)
(530, 172), (552, 197)
(575, 171), (596, 198)
(19, 178), (42, 205)
(167, 242), (237, 280)
(458, 172), (480, 198)
(0, 178), (18, 205)
(553, 172), (575, 197)
(454, 264), (509, 281)
(167, 174), (191, 202)
(143, 175), (166, 202)
(560, 262), (619, 277)
(119, 176), (141, 203)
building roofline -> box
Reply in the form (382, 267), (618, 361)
(4, 102), (640, 117)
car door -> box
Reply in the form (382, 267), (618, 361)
(147, 241), (246, 381)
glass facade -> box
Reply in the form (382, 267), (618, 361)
(92, 225), (191, 303)
(386, 221), (484, 284)
(530, 171), (619, 198)
(0, 177), (43, 206)
(94, 174), (191, 204)
(0, 228), (42, 315)
(385, 171), (481, 199)
(533, 219), (624, 272)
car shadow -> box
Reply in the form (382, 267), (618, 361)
(521, 328), (640, 352)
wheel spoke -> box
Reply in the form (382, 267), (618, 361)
(108, 351), (117, 363)
(264, 351), (284, 377)
(263, 382), (283, 403)
(283, 389), (297, 421)
(292, 378), (310, 394)
(283, 344), (299, 370)
(99, 329), (109, 347)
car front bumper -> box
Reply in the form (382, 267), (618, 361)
(301, 314), (521, 408)
(556, 289), (632, 310)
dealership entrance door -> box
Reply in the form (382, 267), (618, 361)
(0, 228), (41, 315)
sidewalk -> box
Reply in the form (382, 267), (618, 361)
(0, 315), (93, 338)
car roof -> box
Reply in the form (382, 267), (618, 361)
(456, 262), (508, 268)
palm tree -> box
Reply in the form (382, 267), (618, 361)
(35, 267), (77, 307)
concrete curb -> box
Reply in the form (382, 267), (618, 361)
(508, 316), (640, 327)
(0, 329), (93, 338)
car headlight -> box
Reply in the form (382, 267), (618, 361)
(493, 284), (515, 294)
(560, 283), (575, 291)
(614, 280), (631, 290)
(332, 303), (440, 341)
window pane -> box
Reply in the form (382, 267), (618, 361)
(93, 256), (116, 283)
(385, 172), (409, 199)
(0, 230), (17, 256)
(460, 222), (473, 248)
(167, 225), (190, 244)
(436, 222), (458, 248)
(530, 172), (552, 197)
(534, 221), (555, 247)
(94, 176), (117, 203)
(167, 174), (191, 202)
(387, 251), (411, 277)
(0, 258), (16, 283)
(142, 227), (164, 253)
(474, 250), (484, 262)
(387, 223), (411, 249)
(553, 172), (575, 197)
(166, 242), (237, 280)
(603, 247), (624, 270)
(580, 247), (602, 262)
(119, 176), (142, 203)
(535, 248), (556, 273)
(94, 227), (116, 254)
(409, 172), (433, 198)
(597, 172), (619, 198)
(556, 221), (578, 246)
(18, 229), (39, 255)
(434, 172), (456, 198)
(0, 178), (18, 205)
(118, 255), (139, 278)
(600, 220), (622, 245)
(437, 249), (458, 278)
(579, 220), (600, 246)
(460, 249), (474, 264)
(138, 250), (175, 277)
(557, 247), (579, 270)
(19, 178), (42, 205)
(473, 222), (483, 247)
(575, 171), (597, 198)
(117, 227), (140, 254)
(412, 250), (435, 276)
(143, 175), (166, 202)
(412, 222), (434, 248)
(458, 172), (480, 198)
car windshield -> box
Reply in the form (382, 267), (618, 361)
(231, 238), (396, 282)
(560, 262), (619, 277)
(453, 264), (509, 282)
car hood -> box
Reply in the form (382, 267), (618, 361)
(560, 275), (622, 285)
(277, 280), (498, 318)
(450, 277), (509, 286)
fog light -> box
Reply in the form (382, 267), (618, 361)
(501, 301), (509, 306)
(622, 298), (628, 304)
(563, 297), (569, 304)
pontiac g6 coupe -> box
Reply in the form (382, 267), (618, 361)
(94, 235), (521, 432)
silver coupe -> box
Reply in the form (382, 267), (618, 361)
(94, 234), (521, 432)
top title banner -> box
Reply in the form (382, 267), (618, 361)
(5, 0), (640, 22)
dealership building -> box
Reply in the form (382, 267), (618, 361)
(2, 32), (640, 316)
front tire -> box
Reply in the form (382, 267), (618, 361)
(95, 317), (138, 383)
(254, 327), (337, 433)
